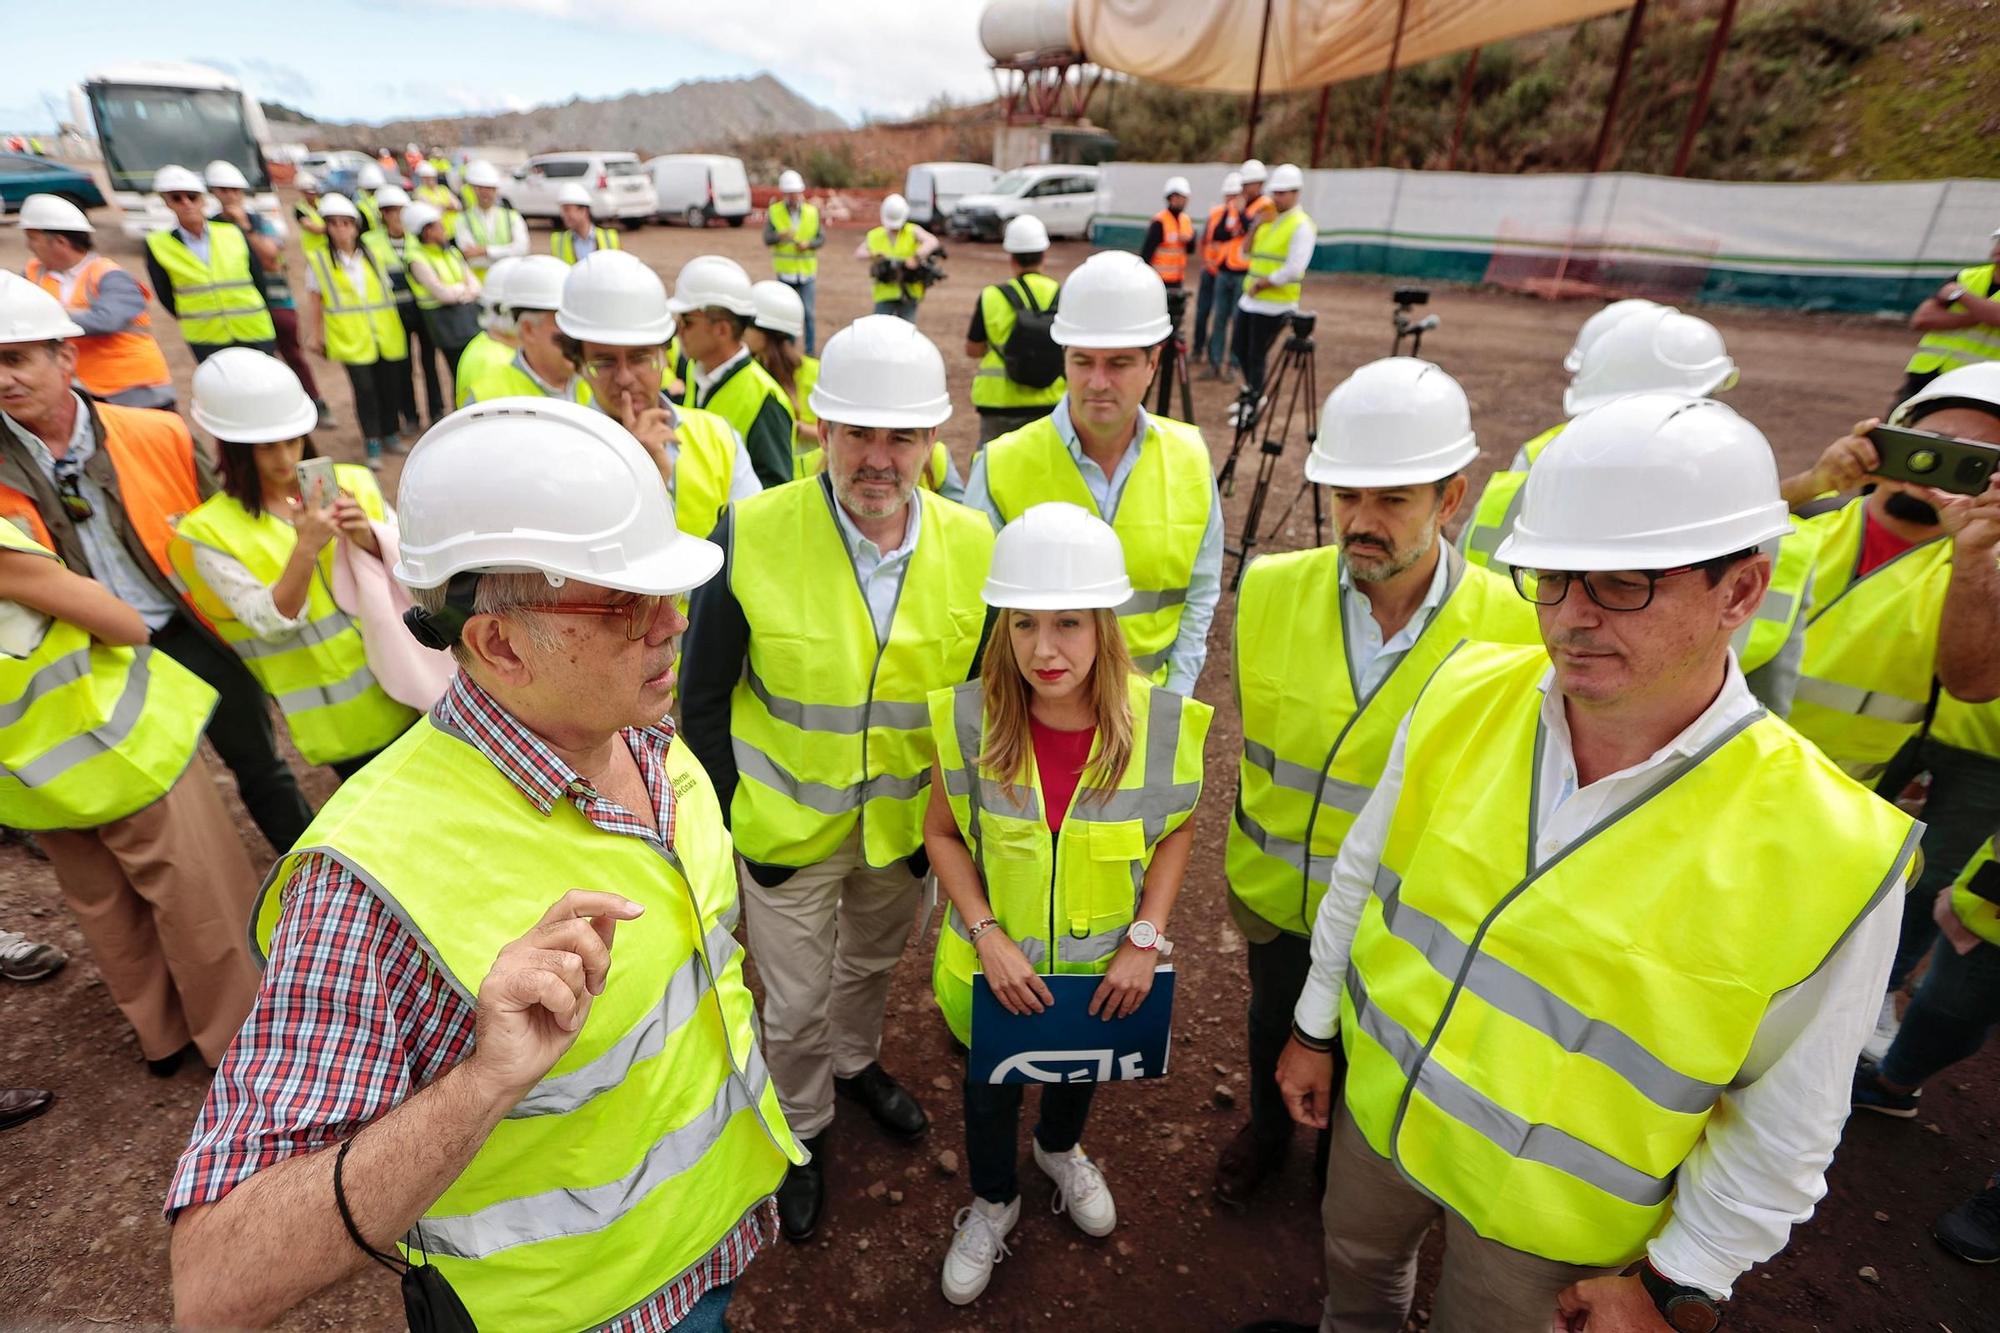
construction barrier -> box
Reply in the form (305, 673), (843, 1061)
(1091, 164), (2000, 315)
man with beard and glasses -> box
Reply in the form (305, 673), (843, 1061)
(1212, 358), (1541, 1211)
(680, 316), (996, 1244)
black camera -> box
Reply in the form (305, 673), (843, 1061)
(1393, 287), (1430, 307)
(1287, 310), (1317, 338)
(1166, 285), (1189, 324)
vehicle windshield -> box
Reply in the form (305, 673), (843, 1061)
(987, 170), (1033, 197)
(606, 160), (645, 177)
(88, 82), (266, 193)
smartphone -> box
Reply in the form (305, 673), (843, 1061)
(1968, 860), (2000, 908)
(295, 457), (338, 512)
(1867, 425), (2000, 496)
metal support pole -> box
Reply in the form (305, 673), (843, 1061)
(1591, 0), (1647, 172)
(1310, 85), (1333, 167)
(1445, 46), (1481, 171)
(1243, 0), (1275, 161)
(1672, 0), (1739, 176)
(1371, 0), (1412, 165)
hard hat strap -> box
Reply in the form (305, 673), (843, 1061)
(402, 571), (483, 649)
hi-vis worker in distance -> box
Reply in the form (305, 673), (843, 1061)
(1214, 358), (1540, 1212)
(858, 194), (940, 322)
(965, 214), (1065, 448)
(926, 501), (1210, 1307)
(552, 183), (620, 264)
(1258, 392), (1921, 1333)
(456, 255), (590, 407)
(1895, 224), (2000, 410)
(167, 399), (801, 1332)
(455, 161), (529, 281)
(1141, 176), (1194, 289)
(143, 164), (276, 364)
(765, 169), (824, 354)
(19, 192), (175, 410)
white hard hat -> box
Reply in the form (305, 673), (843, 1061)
(316, 193), (361, 221)
(465, 160), (502, 189)
(1050, 251), (1171, 349)
(1240, 159), (1267, 182)
(153, 164), (205, 195)
(1267, 163), (1305, 192)
(557, 250), (675, 344)
(403, 203), (443, 237)
(479, 256), (523, 312)
(295, 170), (321, 192)
(1890, 362), (2000, 427)
(808, 314), (951, 429)
(505, 255), (570, 312)
(982, 502), (1134, 611)
(1308, 357), (1477, 487)
(1495, 393), (1791, 571)
(778, 169), (804, 194)
(373, 184), (411, 209)
(1222, 172), (1243, 195)
(1563, 307), (1736, 417)
(357, 164), (386, 191)
(189, 348), (319, 444)
(394, 398), (721, 597)
(750, 279), (805, 340)
(204, 160), (249, 191)
(0, 271), (85, 343)
(557, 183), (593, 208)
(407, 142), (421, 153)
(667, 254), (756, 316)
(415, 161), (438, 178)
(881, 193), (909, 228)
(1163, 175), (1191, 198)
(1563, 298), (1663, 375)
(1003, 214), (1050, 255)
(18, 193), (92, 234)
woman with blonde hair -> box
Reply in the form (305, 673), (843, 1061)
(924, 501), (1211, 1305)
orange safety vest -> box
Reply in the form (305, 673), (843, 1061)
(1150, 208), (1194, 286)
(1228, 196), (1274, 272)
(23, 257), (172, 400)
(1201, 200), (1242, 276)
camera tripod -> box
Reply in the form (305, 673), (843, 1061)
(1392, 290), (1439, 357)
(1150, 286), (1194, 422)
(1215, 312), (1321, 589)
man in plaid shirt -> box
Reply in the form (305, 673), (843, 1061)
(166, 399), (801, 1331)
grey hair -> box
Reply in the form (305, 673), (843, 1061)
(411, 570), (564, 664)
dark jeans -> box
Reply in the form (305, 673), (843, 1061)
(975, 405), (1055, 449)
(150, 616), (314, 852)
(964, 1076), (1096, 1205)
(342, 360), (404, 441)
(873, 297), (919, 322)
(398, 304), (443, 425)
(1879, 936), (2000, 1089)
(1195, 268), (1244, 371)
(1877, 737), (2000, 989)
(1232, 309), (1287, 399)
(676, 1281), (734, 1333)
(190, 339), (276, 364)
(1247, 929), (1324, 1147)
(268, 306), (322, 401)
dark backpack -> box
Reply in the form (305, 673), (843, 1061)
(996, 278), (1063, 389)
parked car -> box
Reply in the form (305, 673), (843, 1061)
(646, 154), (750, 228)
(947, 165), (1101, 243)
(904, 161), (1001, 229)
(504, 151), (657, 226)
(297, 149), (374, 198)
(0, 153), (106, 216)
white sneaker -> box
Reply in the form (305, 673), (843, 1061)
(941, 1196), (1017, 1306)
(1862, 992), (1902, 1064)
(1034, 1139), (1117, 1237)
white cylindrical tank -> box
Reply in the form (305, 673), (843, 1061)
(980, 0), (1079, 62)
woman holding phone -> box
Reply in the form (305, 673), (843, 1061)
(172, 350), (417, 779)
(923, 501), (1211, 1306)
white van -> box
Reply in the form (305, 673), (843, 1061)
(646, 154), (752, 228)
(904, 162), (1001, 228)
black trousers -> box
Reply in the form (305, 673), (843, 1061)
(1232, 310), (1288, 399)
(964, 1076), (1097, 1205)
(150, 616), (314, 852)
(342, 360), (404, 441)
(1246, 929), (1341, 1163)
(399, 305), (444, 424)
(190, 339), (277, 364)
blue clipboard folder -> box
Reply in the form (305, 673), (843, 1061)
(968, 967), (1176, 1084)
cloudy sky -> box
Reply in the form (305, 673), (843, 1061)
(1, 0), (1006, 131)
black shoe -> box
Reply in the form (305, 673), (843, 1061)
(0, 1088), (53, 1132)
(1213, 1121), (1290, 1210)
(146, 1044), (190, 1078)
(1852, 1061), (1921, 1118)
(834, 1062), (929, 1140)
(1936, 1176), (2000, 1263)
(777, 1134), (826, 1242)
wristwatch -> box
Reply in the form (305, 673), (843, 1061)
(1632, 1259), (1724, 1332)
(1128, 920), (1173, 957)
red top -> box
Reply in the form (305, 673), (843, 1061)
(1858, 510), (1922, 577)
(1031, 715), (1098, 833)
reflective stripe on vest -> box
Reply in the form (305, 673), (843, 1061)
(459, 207), (519, 277)
(1460, 425), (1565, 569)
(169, 466), (418, 766)
(1227, 544), (1541, 936)
(1729, 525), (1821, 676)
(405, 242), (467, 311)
(552, 226), (620, 264)
(145, 223), (275, 346)
(1906, 265), (2000, 374)
(308, 249), (408, 367)
(972, 274), (1066, 410)
(0, 523), (216, 830)
(1790, 499), (1951, 781)
(1150, 209), (1194, 285)
(25, 256), (171, 398)
(1342, 641), (1918, 1266)
(983, 413), (1213, 684)
(726, 479), (993, 868)
(930, 673), (1211, 1045)
(867, 225), (922, 303)
(251, 713), (800, 1330)
(769, 201), (821, 279)
(1246, 208), (1310, 305)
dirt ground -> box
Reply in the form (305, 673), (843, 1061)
(1, 203), (1992, 1333)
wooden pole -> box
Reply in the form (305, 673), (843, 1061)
(1310, 85), (1333, 167)
(1445, 46), (1481, 170)
(1243, 0), (1275, 161)
(1370, 0), (1412, 165)
(1672, 0), (1740, 176)
(1591, 0), (1648, 172)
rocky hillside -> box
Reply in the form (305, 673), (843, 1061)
(290, 72), (844, 157)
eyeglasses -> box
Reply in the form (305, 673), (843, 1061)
(52, 460), (93, 521)
(161, 192), (201, 203)
(530, 594), (670, 641)
(583, 348), (666, 378)
(1511, 564), (1704, 613)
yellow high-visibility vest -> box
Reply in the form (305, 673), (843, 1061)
(768, 200), (821, 280)
(1906, 264), (2000, 374)
(866, 225), (923, 304)
(307, 248), (407, 366)
(972, 274), (1066, 411)
(145, 222), (275, 346)
(1246, 208), (1311, 306)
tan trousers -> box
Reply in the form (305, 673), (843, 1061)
(39, 762), (263, 1065)
(1320, 1100), (1616, 1333)
(740, 826), (925, 1137)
